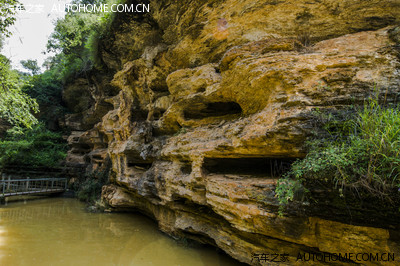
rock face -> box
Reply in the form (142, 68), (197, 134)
(64, 0), (400, 264)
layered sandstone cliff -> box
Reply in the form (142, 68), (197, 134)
(64, 1), (400, 264)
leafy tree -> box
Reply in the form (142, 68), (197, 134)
(20, 59), (40, 75)
(0, 0), (39, 129)
(0, 0), (67, 177)
(0, 0), (21, 37)
(46, 2), (102, 81)
(21, 66), (66, 129)
(0, 55), (39, 128)
(46, 0), (117, 82)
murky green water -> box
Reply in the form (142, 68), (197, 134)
(0, 198), (242, 266)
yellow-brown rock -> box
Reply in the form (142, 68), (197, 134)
(63, 0), (400, 265)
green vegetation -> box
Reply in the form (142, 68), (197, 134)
(0, 0), (20, 37)
(20, 61), (66, 128)
(46, 0), (120, 82)
(1, 0), (118, 130)
(276, 95), (400, 214)
(0, 55), (39, 129)
(1, 0), (40, 129)
(20, 59), (40, 75)
(1, 0), (117, 202)
(0, 123), (67, 169)
(0, 0), (67, 177)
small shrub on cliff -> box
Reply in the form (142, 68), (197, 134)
(276, 96), (400, 214)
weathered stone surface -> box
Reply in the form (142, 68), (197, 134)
(102, 0), (400, 70)
(64, 0), (400, 265)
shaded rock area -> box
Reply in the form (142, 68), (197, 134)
(63, 1), (400, 265)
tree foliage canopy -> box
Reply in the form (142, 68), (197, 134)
(46, 0), (117, 82)
(20, 59), (40, 75)
(0, 55), (39, 129)
(0, 0), (20, 37)
(0, 123), (67, 169)
(0, 0), (39, 129)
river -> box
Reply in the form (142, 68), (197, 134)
(0, 198), (243, 266)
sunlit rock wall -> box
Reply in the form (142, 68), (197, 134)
(64, 0), (400, 264)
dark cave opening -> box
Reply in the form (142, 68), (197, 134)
(127, 161), (153, 170)
(203, 157), (296, 177)
(184, 102), (242, 120)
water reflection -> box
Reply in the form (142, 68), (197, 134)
(0, 198), (241, 266)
